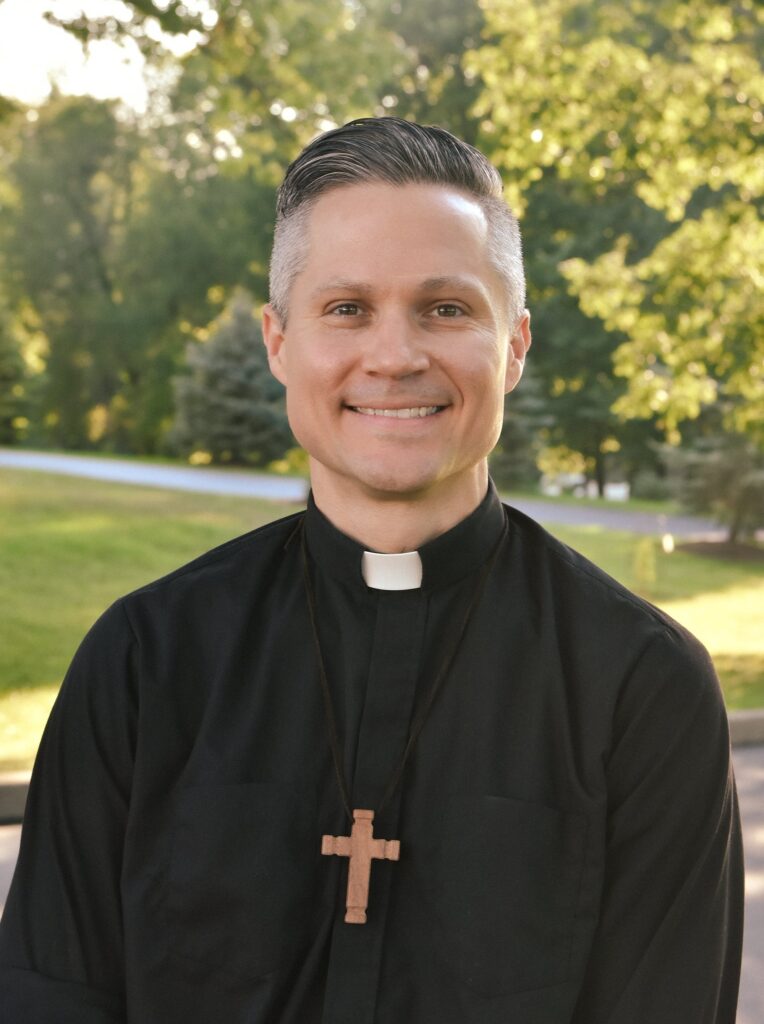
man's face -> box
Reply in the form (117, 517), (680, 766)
(263, 181), (530, 504)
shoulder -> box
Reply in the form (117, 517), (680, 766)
(504, 502), (697, 646)
(503, 504), (721, 719)
(503, 507), (729, 772)
(130, 507), (304, 598)
(84, 509), (305, 648)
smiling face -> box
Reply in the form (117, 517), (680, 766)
(263, 181), (530, 517)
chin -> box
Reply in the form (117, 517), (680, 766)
(348, 461), (450, 500)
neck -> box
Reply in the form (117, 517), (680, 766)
(309, 463), (489, 552)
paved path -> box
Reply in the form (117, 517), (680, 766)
(501, 495), (722, 537)
(0, 448), (723, 538)
(2, 744), (762, 1018)
(0, 449), (308, 503)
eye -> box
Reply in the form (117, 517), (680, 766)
(329, 302), (362, 316)
(432, 303), (464, 318)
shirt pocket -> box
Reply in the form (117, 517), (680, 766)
(166, 781), (319, 980)
(424, 793), (588, 996)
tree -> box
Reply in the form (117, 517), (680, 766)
(49, 0), (488, 160)
(471, 0), (763, 449)
(0, 95), (137, 448)
(664, 435), (764, 543)
(0, 91), (280, 453)
(21, 0), (762, 482)
(365, 0), (485, 139)
(562, 205), (764, 443)
(44, 0), (202, 51)
(489, 362), (549, 488)
(170, 291), (292, 465)
(110, 154), (278, 452)
(0, 104), (27, 445)
(478, 141), (667, 493)
(156, 0), (410, 187)
(0, 300), (26, 445)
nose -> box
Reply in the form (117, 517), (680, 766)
(359, 311), (430, 378)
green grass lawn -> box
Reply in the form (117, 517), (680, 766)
(1, 467), (762, 772)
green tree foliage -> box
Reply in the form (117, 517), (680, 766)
(45, 0), (201, 51)
(0, 96), (21, 126)
(478, 132), (667, 492)
(562, 205), (764, 443)
(52, 0), (485, 139)
(2, 0), (759, 496)
(111, 154), (276, 452)
(0, 94), (277, 453)
(166, 0), (409, 180)
(471, 0), (763, 448)
(367, 0), (485, 138)
(170, 291), (292, 465)
(1, 96), (135, 448)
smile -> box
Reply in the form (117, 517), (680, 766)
(348, 406), (444, 418)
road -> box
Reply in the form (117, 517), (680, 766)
(0, 449), (308, 502)
(1, 743), (762, 1019)
(0, 448), (723, 537)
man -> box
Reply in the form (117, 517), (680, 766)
(0, 117), (743, 1022)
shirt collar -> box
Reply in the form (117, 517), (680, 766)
(361, 550), (423, 590)
(303, 479), (507, 592)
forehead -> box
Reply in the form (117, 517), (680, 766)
(297, 182), (495, 292)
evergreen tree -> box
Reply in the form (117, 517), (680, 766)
(170, 291), (292, 465)
(489, 363), (549, 489)
(664, 436), (764, 544)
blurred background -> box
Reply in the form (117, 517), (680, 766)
(0, 0), (762, 768)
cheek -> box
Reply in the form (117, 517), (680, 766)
(283, 363), (340, 435)
(459, 361), (507, 435)
(456, 349), (506, 401)
(292, 338), (352, 392)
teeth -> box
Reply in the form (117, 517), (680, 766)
(352, 406), (441, 418)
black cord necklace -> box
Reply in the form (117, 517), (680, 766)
(299, 513), (507, 924)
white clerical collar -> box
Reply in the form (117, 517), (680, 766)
(361, 550), (423, 590)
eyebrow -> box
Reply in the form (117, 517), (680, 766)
(418, 276), (486, 294)
(309, 275), (488, 299)
(310, 279), (375, 300)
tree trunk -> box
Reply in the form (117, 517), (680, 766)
(728, 505), (742, 545)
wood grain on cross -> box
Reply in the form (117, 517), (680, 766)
(322, 809), (401, 924)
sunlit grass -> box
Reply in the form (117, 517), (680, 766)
(0, 468), (301, 769)
(0, 687), (59, 773)
(1, 468), (762, 771)
(548, 525), (762, 603)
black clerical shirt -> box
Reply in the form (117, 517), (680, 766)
(0, 483), (744, 1022)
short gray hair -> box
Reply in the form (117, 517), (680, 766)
(269, 117), (525, 327)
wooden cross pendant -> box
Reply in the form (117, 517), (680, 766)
(321, 809), (400, 924)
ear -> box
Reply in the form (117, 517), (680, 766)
(504, 310), (532, 395)
(262, 303), (288, 387)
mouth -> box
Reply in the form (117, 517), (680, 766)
(346, 405), (446, 419)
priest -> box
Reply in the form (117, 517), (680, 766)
(0, 117), (744, 1023)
